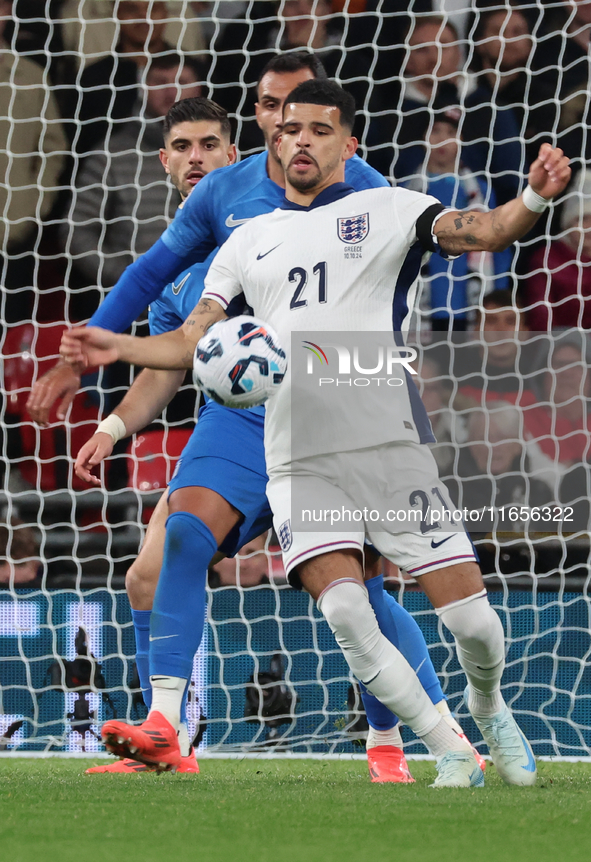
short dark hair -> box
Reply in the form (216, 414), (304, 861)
(468, 2), (530, 72)
(404, 13), (459, 43)
(282, 79), (356, 132)
(482, 289), (522, 310)
(147, 52), (205, 80)
(163, 97), (232, 140)
(257, 51), (327, 91)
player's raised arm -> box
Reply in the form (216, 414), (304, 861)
(433, 144), (571, 255)
(60, 298), (227, 371)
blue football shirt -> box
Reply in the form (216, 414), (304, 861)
(148, 257), (213, 336)
(148, 256), (265, 418)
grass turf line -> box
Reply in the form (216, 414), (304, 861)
(1, 759), (591, 862)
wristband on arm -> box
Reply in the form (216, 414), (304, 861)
(95, 414), (127, 443)
(522, 185), (549, 213)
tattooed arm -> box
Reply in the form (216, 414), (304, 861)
(59, 298), (228, 371)
(434, 144), (571, 255)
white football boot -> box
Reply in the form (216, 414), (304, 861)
(465, 686), (537, 786)
(430, 750), (485, 788)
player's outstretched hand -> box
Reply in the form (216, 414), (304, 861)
(75, 433), (114, 486)
(528, 143), (571, 200)
(60, 327), (121, 368)
(26, 362), (81, 427)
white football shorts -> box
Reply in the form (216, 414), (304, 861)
(268, 440), (477, 587)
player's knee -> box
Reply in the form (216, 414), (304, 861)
(437, 591), (504, 654)
(126, 560), (157, 609)
(317, 580), (378, 650)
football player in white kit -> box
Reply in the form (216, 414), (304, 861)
(61, 80), (571, 788)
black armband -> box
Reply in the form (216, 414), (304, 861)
(415, 203), (446, 252)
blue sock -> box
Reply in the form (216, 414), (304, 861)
(131, 608), (152, 710)
(131, 611), (191, 721)
(362, 574), (445, 730)
(181, 679), (190, 726)
(149, 511), (216, 682)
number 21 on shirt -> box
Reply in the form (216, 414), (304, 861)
(289, 261), (327, 310)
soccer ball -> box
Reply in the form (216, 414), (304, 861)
(193, 315), (287, 408)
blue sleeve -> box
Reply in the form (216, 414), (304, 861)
(160, 171), (219, 258)
(148, 302), (184, 336)
(346, 155), (389, 190)
(88, 239), (192, 332)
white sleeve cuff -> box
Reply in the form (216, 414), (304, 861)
(201, 290), (230, 309)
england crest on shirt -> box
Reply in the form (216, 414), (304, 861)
(278, 519), (293, 552)
(337, 213), (369, 244)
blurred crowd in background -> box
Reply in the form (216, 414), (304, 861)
(2, 1), (591, 326)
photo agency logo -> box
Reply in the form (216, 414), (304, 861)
(291, 331), (422, 468)
(301, 338), (417, 387)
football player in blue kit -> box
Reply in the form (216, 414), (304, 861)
(78, 97), (238, 774)
(30, 54), (478, 778)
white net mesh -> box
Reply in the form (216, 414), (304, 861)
(1, 1), (591, 757)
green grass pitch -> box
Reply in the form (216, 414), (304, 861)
(1, 759), (591, 862)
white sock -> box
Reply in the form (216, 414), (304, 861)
(469, 687), (504, 717)
(317, 580), (441, 738)
(422, 717), (471, 759)
(177, 722), (191, 757)
(436, 590), (505, 717)
(435, 699), (464, 736)
(149, 675), (186, 729)
(366, 724), (403, 750)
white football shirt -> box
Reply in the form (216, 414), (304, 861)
(202, 184), (445, 471)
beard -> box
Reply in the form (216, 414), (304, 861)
(170, 173), (187, 196)
(286, 149), (343, 191)
(285, 149), (323, 190)
(286, 165), (323, 190)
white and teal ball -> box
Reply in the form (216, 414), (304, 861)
(193, 315), (287, 408)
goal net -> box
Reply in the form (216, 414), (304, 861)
(1, 1), (591, 758)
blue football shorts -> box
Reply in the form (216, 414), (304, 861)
(167, 402), (273, 557)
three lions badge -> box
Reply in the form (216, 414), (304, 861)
(337, 213), (369, 244)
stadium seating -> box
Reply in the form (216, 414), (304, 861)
(3, 323), (100, 491)
(127, 429), (192, 493)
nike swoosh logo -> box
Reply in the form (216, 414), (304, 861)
(519, 731), (536, 772)
(469, 767), (485, 787)
(149, 634), (179, 642)
(257, 244), (282, 260)
(171, 273), (191, 295)
(225, 213), (251, 228)
(431, 535), (454, 549)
